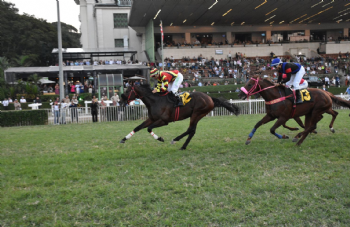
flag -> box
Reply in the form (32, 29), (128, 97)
(160, 22), (164, 41)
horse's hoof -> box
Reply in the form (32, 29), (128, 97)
(180, 147), (186, 150)
(330, 128), (335, 133)
(120, 140), (125, 144)
(292, 138), (298, 142)
(282, 135), (289, 139)
(245, 140), (251, 145)
(312, 130), (317, 134)
(157, 137), (164, 142)
(171, 140), (176, 144)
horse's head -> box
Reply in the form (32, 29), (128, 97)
(121, 84), (151, 105)
(238, 76), (273, 100)
(121, 86), (140, 105)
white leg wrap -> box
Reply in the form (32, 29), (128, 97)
(150, 131), (159, 140)
(125, 131), (135, 139)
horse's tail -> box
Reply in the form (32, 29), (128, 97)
(211, 97), (240, 116)
(327, 91), (350, 109)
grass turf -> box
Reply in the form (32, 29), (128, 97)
(1, 111), (350, 226)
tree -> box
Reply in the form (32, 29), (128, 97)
(0, 0), (81, 67)
(0, 56), (10, 100)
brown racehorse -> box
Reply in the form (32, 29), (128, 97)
(120, 84), (240, 150)
(238, 76), (336, 146)
(283, 91), (350, 135)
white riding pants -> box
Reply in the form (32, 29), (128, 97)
(286, 80), (308, 90)
(168, 72), (183, 94)
(285, 66), (305, 90)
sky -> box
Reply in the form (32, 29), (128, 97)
(6, 0), (81, 31)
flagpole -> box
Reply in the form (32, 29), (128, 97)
(160, 20), (164, 70)
(56, 0), (64, 101)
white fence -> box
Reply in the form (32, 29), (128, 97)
(44, 95), (350, 125)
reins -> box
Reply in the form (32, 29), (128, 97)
(240, 77), (275, 98)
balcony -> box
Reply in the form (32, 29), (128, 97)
(115, 0), (132, 6)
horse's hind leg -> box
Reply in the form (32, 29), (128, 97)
(172, 113), (206, 150)
(325, 109), (338, 133)
(292, 113), (312, 142)
(297, 114), (324, 146)
(246, 114), (275, 145)
(120, 118), (153, 143)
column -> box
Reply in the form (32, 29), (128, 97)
(64, 72), (68, 96)
(266, 31), (271, 42)
(305, 29), (310, 41)
(185, 33), (191, 44)
(226, 31), (232, 44)
(344, 28), (349, 37)
(93, 71), (97, 96)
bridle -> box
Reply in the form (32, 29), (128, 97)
(126, 86), (142, 104)
(240, 77), (275, 99)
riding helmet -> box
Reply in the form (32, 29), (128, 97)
(271, 58), (282, 67)
(150, 68), (159, 77)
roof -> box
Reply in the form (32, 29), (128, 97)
(5, 65), (150, 74)
(129, 0), (350, 27)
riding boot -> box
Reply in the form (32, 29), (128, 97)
(177, 96), (184, 107)
(296, 90), (303, 104)
(173, 92), (184, 107)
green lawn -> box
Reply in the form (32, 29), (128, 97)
(1, 111), (350, 226)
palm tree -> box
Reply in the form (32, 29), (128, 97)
(11, 55), (38, 67)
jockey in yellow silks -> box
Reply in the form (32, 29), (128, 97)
(150, 68), (184, 107)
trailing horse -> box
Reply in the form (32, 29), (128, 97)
(120, 84), (240, 150)
(238, 76), (334, 146)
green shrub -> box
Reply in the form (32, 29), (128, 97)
(0, 110), (48, 127)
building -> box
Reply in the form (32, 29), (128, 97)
(74, 0), (350, 61)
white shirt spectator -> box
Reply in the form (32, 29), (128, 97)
(8, 98), (13, 103)
(20, 98), (26, 103)
(109, 60), (114, 65)
(94, 61), (98, 65)
(61, 102), (67, 109)
(2, 99), (9, 106)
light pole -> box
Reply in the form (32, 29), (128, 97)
(56, 0), (64, 101)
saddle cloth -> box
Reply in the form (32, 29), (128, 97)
(179, 92), (192, 106)
(284, 88), (314, 104)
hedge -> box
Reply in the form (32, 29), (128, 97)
(0, 110), (48, 127)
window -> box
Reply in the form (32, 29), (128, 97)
(115, 39), (124, 47)
(114, 14), (128, 28)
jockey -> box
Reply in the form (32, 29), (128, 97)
(150, 68), (184, 107)
(271, 58), (306, 104)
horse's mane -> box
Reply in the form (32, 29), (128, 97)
(263, 78), (274, 86)
(138, 84), (153, 96)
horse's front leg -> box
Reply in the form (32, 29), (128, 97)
(283, 117), (304, 131)
(246, 114), (275, 145)
(120, 118), (154, 143)
(147, 119), (168, 142)
(269, 117), (290, 140)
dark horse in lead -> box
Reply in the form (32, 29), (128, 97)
(238, 76), (350, 145)
(120, 84), (240, 150)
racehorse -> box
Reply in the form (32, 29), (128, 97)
(120, 84), (240, 150)
(238, 76), (340, 146)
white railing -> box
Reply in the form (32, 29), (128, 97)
(39, 96), (350, 125)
